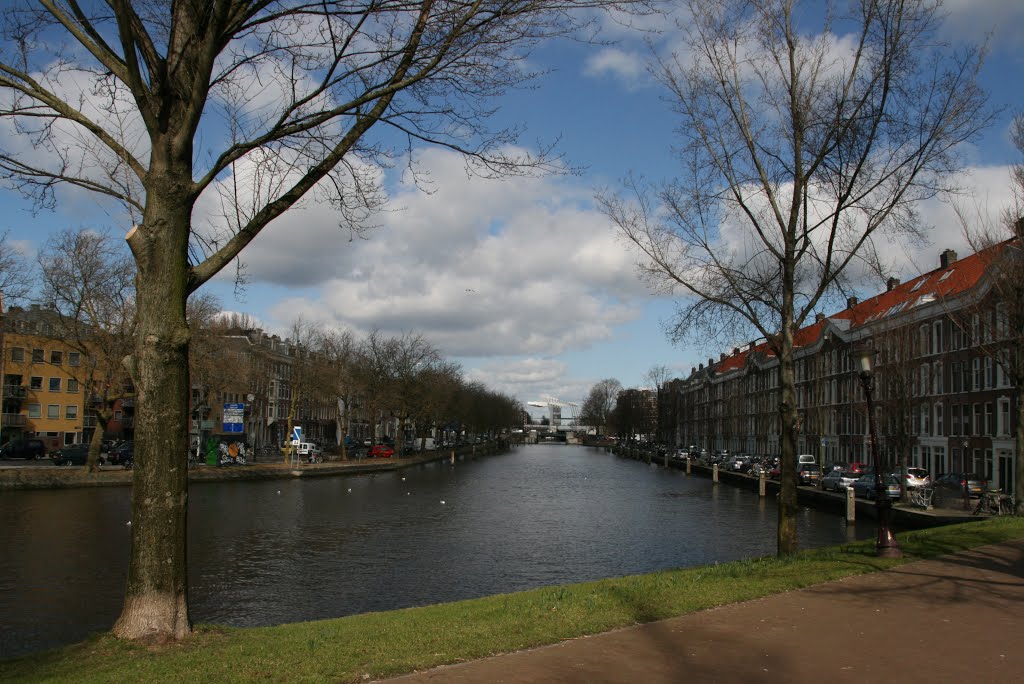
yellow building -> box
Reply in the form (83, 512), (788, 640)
(1, 305), (94, 450)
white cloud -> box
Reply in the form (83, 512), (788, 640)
(940, 0), (1024, 53)
(231, 147), (649, 366)
(583, 48), (647, 83)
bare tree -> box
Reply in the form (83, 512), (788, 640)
(36, 228), (135, 472)
(0, 230), (33, 305)
(0, 0), (643, 642)
(579, 378), (622, 434)
(599, 0), (991, 554)
(952, 112), (1024, 514)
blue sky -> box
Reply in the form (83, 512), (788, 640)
(2, 1), (1023, 418)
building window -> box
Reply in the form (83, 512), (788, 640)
(973, 358), (981, 391)
(49, 350), (63, 365)
(973, 404), (982, 436)
(986, 403), (994, 436)
(68, 352), (80, 367)
(933, 361), (943, 395)
(47, 404), (59, 419)
(985, 357), (994, 389)
(10, 347), (24, 362)
(933, 321), (943, 354)
(67, 378), (79, 393)
(65, 405), (78, 420)
(49, 377), (61, 392)
(30, 376), (43, 390)
(28, 403), (41, 418)
(999, 399), (1011, 437)
(952, 362), (961, 393)
(920, 404), (931, 436)
(952, 404), (961, 436)
(32, 348), (44, 363)
(935, 403), (944, 436)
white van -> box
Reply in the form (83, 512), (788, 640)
(796, 454), (816, 465)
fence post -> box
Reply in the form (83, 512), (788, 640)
(759, 471), (766, 497)
(686, 457), (692, 475)
(713, 463), (719, 483)
(846, 486), (856, 522)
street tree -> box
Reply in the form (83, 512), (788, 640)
(579, 378), (622, 434)
(0, 0), (640, 642)
(599, 0), (990, 554)
(0, 230), (33, 305)
(36, 229), (135, 472)
(952, 112), (1024, 514)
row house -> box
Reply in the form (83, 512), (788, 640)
(198, 330), (339, 450)
(0, 304), (135, 450)
(670, 240), (1020, 494)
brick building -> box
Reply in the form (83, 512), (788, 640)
(669, 240), (1020, 494)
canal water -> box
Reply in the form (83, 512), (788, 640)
(0, 445), (870, 658)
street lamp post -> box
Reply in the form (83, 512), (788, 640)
(853, 347), (902, 558)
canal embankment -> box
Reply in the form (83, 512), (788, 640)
(612, 445), (978, 528)
(0, 442), (508, 491)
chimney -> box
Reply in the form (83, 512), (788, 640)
(940, 249), (958, 269)
(887, 277), (900, 291)
(691, 367), (696, 375)
(847, 296), (858, 308)
(815, 312), (825, 322)
(698, 363), (704, 371)
(732, 347), (739, 355)
(709, 358), (714, 367)
(720, 352), (726, 361)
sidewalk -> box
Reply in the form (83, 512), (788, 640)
(384, 539), (1024, 683)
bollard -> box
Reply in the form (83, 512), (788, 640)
(759, 471), (766, 497)
(664, 451), (670, 468)
(713, 463), (719, 482)
(846, 486), (856, 522)
(686, 457), (692, 475)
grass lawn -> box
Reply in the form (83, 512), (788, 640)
(3, 516), (1022, 683)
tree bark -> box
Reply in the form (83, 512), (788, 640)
(777, 291), (799, 555)
(113, 167), (193, 643)
(1016, 384), (1024, 515)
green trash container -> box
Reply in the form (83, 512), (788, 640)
(205, 437), (219, 466)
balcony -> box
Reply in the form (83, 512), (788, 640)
(2, 413), (27, 427)
(2, 385), (27, 400)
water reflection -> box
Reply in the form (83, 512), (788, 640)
(0, 446), (870, 657)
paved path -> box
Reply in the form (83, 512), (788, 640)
(383, 539), (1024, 683)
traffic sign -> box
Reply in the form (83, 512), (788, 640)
(292, 426), (302, 442)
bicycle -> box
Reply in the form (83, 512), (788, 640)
(973, 489), (1015, 516)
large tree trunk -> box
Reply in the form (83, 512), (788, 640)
(113, 169), (193, 642)
(777, 292), (798, 555)
(1016, 384), (1024, 516)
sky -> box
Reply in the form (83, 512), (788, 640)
(2, 0), (1023, 420)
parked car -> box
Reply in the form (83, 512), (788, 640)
(847, 462), (869, 474)
(797, 464), (821, 486)
(851, 472), (902, 499)
(902, 467), (931, 489)
(52, 444), (90, 466)
(820, 469), (859, 492)
(105, 441), (133, 465)
(0, 438), (47, 460)
(367, 444), (395, 458)
(932, 472), (987, 504)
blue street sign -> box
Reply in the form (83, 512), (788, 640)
(223, 403), (245, 433)
(292, 426), (302, 442)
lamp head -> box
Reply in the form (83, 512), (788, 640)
(853, 347), (877, 375)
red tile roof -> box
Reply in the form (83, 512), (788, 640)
(703, 239), (1013, 376)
